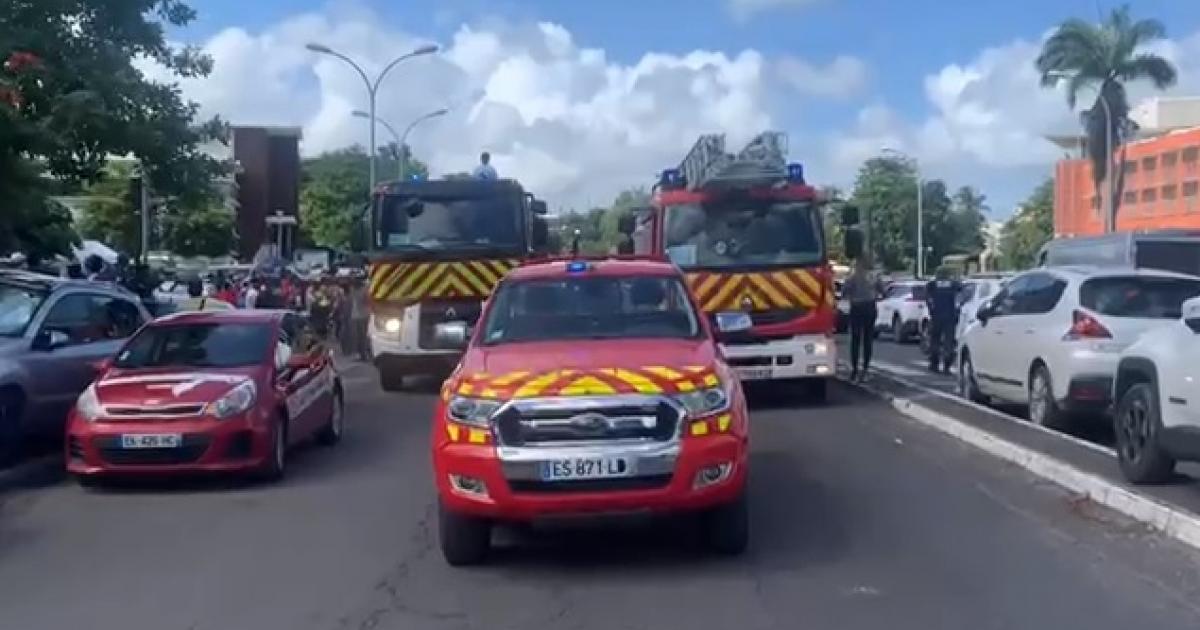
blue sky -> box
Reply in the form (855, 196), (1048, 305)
(168, 0), (1200, 215)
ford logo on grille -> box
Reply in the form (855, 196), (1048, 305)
(568, 412), (610, 431)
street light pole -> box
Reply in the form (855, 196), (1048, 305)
(306, 42), (438, 191)
(882, 147), (924, 276)
(353, 107), (449, 181)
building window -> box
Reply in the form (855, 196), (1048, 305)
(1123, 190), (1138, 205)
(1184, 181), (1199, 197)
(1123, 160), (1138, 174)
(1142, 156), (1157, 171)
(1163, 184), (1178, 200)
(1141, 188), (1157, 203)
(1163, 151), (1179, 167)
(1090, 195), (1100, 209)
(1183, 147), (1200, 163)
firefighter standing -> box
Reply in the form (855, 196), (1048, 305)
(924, 267), (962, 373)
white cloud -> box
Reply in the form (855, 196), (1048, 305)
(777, 55), (868, 98)
(727, 0), (823, 21)
(139, 12), (791, 210)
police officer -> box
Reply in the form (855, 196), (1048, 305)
(924, 266), (962, 373)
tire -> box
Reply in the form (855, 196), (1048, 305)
(891, 315), (904, 342)
(316, 386), (344, 446)
(1028, 365), (1069, 432)
(958, 353), (987, 404)
(379, 365), (406, 392)
(919, 325), (930, 355)
(0, 389), (23, 467)
(1114, 382), (1176, 484)
(438, 502), (491, 566)
(259, 415), (288, 482)
(73, 474), (102, 490)
(703, 491), (749, 555)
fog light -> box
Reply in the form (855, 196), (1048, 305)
(449, 474), (488, 497)
(807, 364), (832, 375)
(693, 462), (732, 489)
(383, 317), (401, 334)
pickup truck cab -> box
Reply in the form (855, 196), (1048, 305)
(431, 257), (751, 565)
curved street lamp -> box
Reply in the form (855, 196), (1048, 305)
(352, 108), (450, 180)
(306, 42), (439, 190)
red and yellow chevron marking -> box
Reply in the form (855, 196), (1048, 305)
(368, 259), (519, 303)
(452, 365), (720, 400)
(684, 268), (827, 313)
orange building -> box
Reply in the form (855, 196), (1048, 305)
(1054, 126), (1200, 237)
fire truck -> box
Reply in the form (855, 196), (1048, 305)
(626, 132), (836, 400)
(359, 178), (549, 391)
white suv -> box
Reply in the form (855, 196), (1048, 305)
(875, 280), (928, 342)
(957, 266), (1200, 431)
(1110, 295), (1200, 484)
(955, 275), (1010, 341)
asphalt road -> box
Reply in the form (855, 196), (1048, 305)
(2, 361), (1200, 630)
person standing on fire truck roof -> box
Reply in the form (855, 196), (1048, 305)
(472, 151), (497, 180)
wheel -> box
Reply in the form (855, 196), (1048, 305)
(73, 474), (103, 490)
(259, 415), (288, 482)
(0, 389), (23, 467)
(1114, 383), (1176, 484)
(1028, 365), (1069, 431)
(919, 324), (930, 355)
(438, 502), (491, 566)
(958, 353), (987, 404)
(379, 365), (406, 392)
(316, 386), (344, 446)
(703, 491), (749, 555)
(891, 315), (904, 342)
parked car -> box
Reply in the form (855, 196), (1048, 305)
(1110, 295), (1200, 484)
(0, 270), (152, 464)
(875, 280), (927, 342)
(957, 266), (1200, 431)
(66, 309), (342, 484)
(920, 274), (1013, 357)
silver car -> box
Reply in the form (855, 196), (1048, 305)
(0, 271), (151, 464)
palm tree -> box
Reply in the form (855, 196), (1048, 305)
(1036, 5), (1177, 231)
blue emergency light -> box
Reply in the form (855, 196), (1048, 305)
(566, 261), (590, 273)
(787, 162), (805, 184)
(659, 168), (684, 190)
(409, 172), (425, 181)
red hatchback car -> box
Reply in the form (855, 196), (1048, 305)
(66, 309), (343, 483)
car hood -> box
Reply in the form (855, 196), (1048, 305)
(94, 365), (261, 408)
(450, 338), (722, 399)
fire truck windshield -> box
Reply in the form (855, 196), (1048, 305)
(663, 200), (822, 269)
(376, 194), (523, 251)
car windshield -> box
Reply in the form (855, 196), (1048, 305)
(375, 194), (523, 251)
(114, 323), (272, 369)
(663, 200), (822, 269)
(0, 283), (46, 337)
(481, 275), (701, 344)
(1080, 276), (1200, 319)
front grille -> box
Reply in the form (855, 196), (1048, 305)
(95, 435), (211, 465)
(418, 299), (483, 349)
(104, 404), (206, 419)
(495, 397), (682, 446)
(509, 475), (673, 493)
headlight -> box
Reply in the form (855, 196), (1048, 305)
(675, 387), (729, 418)
(447, 396), (501, 427)
(805, 341), (829, 356)
(75, 384), (103, 423)
(205, 380), (257, 419)
(383, 317), (401, 334)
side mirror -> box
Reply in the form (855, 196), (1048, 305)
(714, 311), (753, 343)
(976, 302), (992, 324)
(1182, 296), (1200, 332)
(530, 199), (548, 215)
(844, 227), (864, 260)
(531, 217), (549, 249)
(349, 204), (369, 253)
(433, 321), (470, 349)
(32, 329), (70, 351)
(616, 212), (637, 236)
(840, 204), (860, 226)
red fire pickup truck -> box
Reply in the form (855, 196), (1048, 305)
(429, 256), (751, 565)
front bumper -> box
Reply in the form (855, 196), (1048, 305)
(65, 411), (272, 476)
(435, 435), (748, 521)
(720, 334), (836, 381)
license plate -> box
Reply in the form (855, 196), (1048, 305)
(735, 367), (773, 380)
(120, 433), (183, 449)
(539, 457), (632, 481)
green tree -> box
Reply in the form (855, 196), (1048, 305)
(850, 156), (923, 271)
(1036, 5), (1177, 227)
(598, 187), (651, 253)
(949, 186), (988, 254)
(298, 146), (428, 249)
(1, 1), (231, 259)
(161, 203), (236, 257)
(999, 179), (1055, 270)
(77, 162), (141, 254)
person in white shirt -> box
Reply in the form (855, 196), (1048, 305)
(244, 283), (261, 309)
(472, 152), (497, 180)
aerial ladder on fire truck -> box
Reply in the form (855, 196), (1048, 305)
(675, 131), (799, 191)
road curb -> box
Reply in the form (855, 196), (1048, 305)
(842, 369), (1200, 551)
